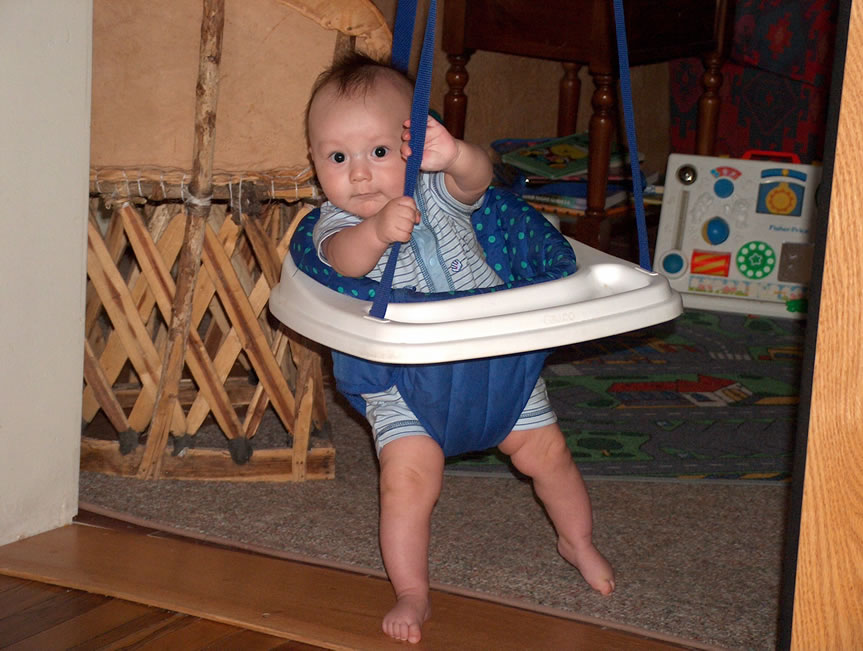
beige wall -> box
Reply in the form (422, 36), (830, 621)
(372, 0), (670, 174)
(0, 2), (92, 544)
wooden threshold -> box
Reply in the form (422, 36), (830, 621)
(0, 524), (699, 650)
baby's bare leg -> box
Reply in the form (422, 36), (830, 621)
(378, 436), (445, 643)
(499, 424), (615, 595)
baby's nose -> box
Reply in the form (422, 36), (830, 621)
(350, 160), (371, 182)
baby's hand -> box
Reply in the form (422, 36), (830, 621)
(372, 196), (420, 245)
(401, 117), (460, 173)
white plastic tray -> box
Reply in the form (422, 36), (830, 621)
(269, 237), (683, 364)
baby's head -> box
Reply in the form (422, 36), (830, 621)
(306, 53), (414, 219)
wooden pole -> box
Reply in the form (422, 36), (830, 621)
(138, 0), (225, 479)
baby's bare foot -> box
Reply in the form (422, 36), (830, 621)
(382, 593), (431, 643)
(559, 538), (615, 595)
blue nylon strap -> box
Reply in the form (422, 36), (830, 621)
(403, 0), (436, 201)
(612, 0), (651, 271)
(373, 0), (645, 319)
(371, 0), (437, 319)
(390, 0), (416, 72)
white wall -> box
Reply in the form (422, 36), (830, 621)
(0, 2), (92, 544)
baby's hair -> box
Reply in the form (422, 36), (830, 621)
(305, 51), (414, 142)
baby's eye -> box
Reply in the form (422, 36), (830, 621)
(373, 146), (389, 158)
(330, 152), (346, 163)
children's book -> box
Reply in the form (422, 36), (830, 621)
(521, 187), (628, 211)
(496, 133), (641, 181)
(501, 133), (591, 179)
(517, 170), (660, 211)
(526, 201), (631, 220)
(493, 161), (640, 193)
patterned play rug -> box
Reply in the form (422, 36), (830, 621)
(446, 309), (806, 481)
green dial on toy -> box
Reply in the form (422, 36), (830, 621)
(736, 241), (776, 279)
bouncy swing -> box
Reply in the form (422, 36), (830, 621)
(270, 0), (681, 364)
(269, 0), (681, 455)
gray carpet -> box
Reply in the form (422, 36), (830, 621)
(79, 392), (791, 650)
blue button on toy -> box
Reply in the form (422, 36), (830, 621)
(704, 216), (730, 245)
(714, 178), (734, 199)
(661, 252), (685, 275)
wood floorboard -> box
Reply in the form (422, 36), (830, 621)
(0, 574), (68, 613)
(0, 585), (109, 646)
(0, 575), (321, 650)
(0, 520), (700, 650)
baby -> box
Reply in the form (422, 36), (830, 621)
(305, 52), (614, 644)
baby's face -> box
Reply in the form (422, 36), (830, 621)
(308, 76), (411, 219)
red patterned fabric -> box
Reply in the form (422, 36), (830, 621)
(732, 0), (836, 86)
(670, 0), (838, 163)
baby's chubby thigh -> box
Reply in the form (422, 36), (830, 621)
(363, 385), (446, 501)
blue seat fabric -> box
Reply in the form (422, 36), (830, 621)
(289, 188), (577, 457)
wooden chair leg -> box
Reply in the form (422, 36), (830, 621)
(696, 0), (733, 155)
(579, 70), (617, 251)
(558, 62), (582, 137)
(444, 52), (472, 140)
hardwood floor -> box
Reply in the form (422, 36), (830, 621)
(0, 574), (321, 650)
(0, 512), (700, 650)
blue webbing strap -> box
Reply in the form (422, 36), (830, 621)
(371, 0), (437, 319)
(402, 0), (436, 202)
(372, 0), (646, 318)
(390, 0), (416, 72)
(612, 0), (651, 271)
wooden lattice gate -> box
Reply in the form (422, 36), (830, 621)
(81, 197), (333, 481)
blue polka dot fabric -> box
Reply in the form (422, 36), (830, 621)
(289, 187), (577, 304)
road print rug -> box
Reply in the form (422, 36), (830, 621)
(446, 309), (806, 481)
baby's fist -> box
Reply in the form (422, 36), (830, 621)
(374, 196), (420, 244)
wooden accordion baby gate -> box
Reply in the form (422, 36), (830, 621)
(81, 0), (391, 481)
